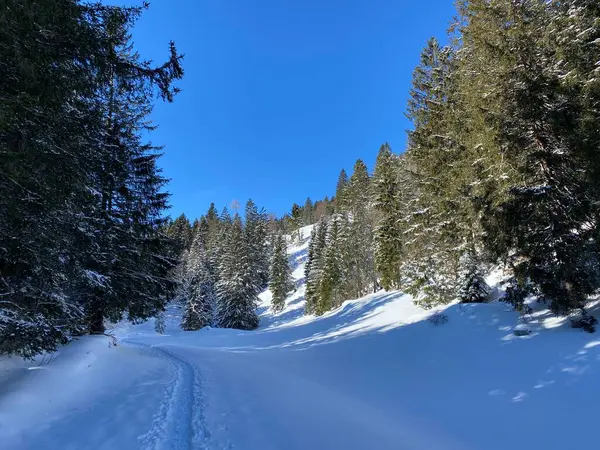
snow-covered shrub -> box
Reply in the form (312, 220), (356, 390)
(458, 253), (490, 303)
(571, 314), (598, 333)
(501, 279), (533, 315)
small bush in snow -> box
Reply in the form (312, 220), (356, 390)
(502, 279), (533, 315)
(571, 315), (598, 333)
(458, 253), (490, 303)
(154, 312), (166, 334)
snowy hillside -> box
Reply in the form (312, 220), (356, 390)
(1, 225), (600, 450)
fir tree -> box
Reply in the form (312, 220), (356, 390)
(402, 36), (465, 306)
(245, 199), (270, 291)
(181, 230), (215, 331)
(303, 197), (315, 225)
(305, 220), (327, 315)
(269, 234), (294, 313)
(457, 252), (490, 303)
(215, 214), (260, 330)
(335, 169), (349, 211)
(372, 143), (402, 291)
(317, 214), (345, 315)
(343, 159), (376, 297)
(0, 1), (183, 356)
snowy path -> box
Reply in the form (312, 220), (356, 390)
(137, 344), (447, 450)
(3, 228), (600, 449)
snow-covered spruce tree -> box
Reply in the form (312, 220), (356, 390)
(215, 214), (260, 330)
(167, 213), (194, 253)
(78, 6), (182, 335)
(269, 234), (294, 313)
(0, 1), (182, 356)
(317, 214), (345, 315)
(471, 0), (600, 315)
(154, 312), (166, 334)
(180, 228), (215, 331)
(342, 159), (376, 298)
(305, 220), (328, 315)
(245, 199), (270, 291)
(334, 169), (349, 211)
(303, 197), (315, 225)
(401, 36), (468, 307)
(457, 252), (489, 303)
(372, 143), (403, 291)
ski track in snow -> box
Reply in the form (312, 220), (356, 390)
(125, 341), (211, 450)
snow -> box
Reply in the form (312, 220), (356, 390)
(2, 225), (600, 449)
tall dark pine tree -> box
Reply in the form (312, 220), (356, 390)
(317, 214), (345, 315)
(467, 0), (600, 314)
(305, 220), (327, 315)
(372, 143), (402, 291)
(269, 234), (294, 313)
(0, 1), (183, 356)
(335, 169), (349, 211)
(80, 5), (183, 334)
(303, 197), (314, 225)
(0, 0), (102, 356)
(403, 36), (465, 306)
(167, 213), (194, 252)
(245, 199), (270, 291)
(342, 159), (376, 298)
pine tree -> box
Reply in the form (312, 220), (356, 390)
(457, 252), (490, 303)
(372, 143), (402, 291)
(459, 0), (600, 315)
(317, 214), (345, 315)
(168, 213), (194, 252)
(215, 214), (260, 330)
(0, 1), (182, 356)
(402, 36), (466, 306)
(335, 169), (349, 211)
(181, 230), (215, 331)
(305, 220), (328, 315)
(342, 159), (376, 298)
(290, 203), (302, 241)
(245, 199), (270, 291)
(269, 234), (294, 313)
(303, 197), (315, 225)
(78, 5), (182, 334)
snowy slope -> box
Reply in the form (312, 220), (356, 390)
(2, 224), (600, 449)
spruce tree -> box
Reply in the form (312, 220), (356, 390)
(317, 214), (345, 314)
(372, 143), (402, 291)
(402, 37), (465, 306)
(303, 197), (315, 225)
(181, 229), (215, 331)
(335, 169), (349, 211)
(269, 234), (294, 313)
(343, 159), (376, 298)
(305, 220), (327, 315)
(244, 199), (270, 291)
(457, 252), (490, 303)
(215, 214), (260, 330)
(0, 1), (182, 356)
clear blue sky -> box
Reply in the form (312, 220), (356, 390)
(125, 0), (456, 219)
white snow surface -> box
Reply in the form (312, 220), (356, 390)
(2, 224), (600, 449)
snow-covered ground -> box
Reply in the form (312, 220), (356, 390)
(2, 224), (600, 449)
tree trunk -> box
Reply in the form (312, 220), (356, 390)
(89, 308), (105, 334)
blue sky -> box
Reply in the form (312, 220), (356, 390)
(125, 0), (456, 218)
